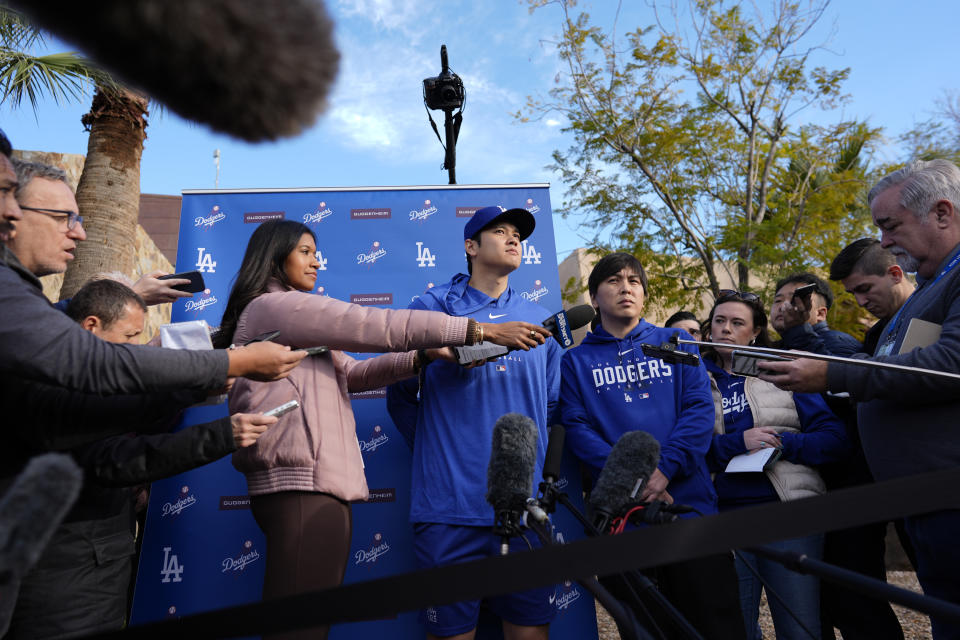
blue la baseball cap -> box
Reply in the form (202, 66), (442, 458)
(463, 205), (535, 241)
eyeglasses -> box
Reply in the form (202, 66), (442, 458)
(20, 206), (84, 230)
(718, 289), (761, 304)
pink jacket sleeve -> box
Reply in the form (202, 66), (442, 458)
(335, 350), (418, 393)
(236, 288), (469, 353)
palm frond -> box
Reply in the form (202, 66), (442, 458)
(0, 50), (117, 111)
(0, 6), (44, 51)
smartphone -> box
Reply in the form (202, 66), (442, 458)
(158, 270), (206, 293)
(244, 330), (280, 345)
(792, 283), (818, 300)
(263, 399), (300, 418)
(731, 350), (792, 377)
(298, 346), (329, 356)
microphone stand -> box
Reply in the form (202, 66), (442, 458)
(492, 509), (528, 556)
(537, 482), (704, 640)
(746, 545), (960, 625)
(667, 335), (960, 382)
(520, 504), (648, 640)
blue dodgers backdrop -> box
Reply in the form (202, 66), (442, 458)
(130, 185), (599, 640)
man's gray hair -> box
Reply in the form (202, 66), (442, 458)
(868, 158), (960, 221)
(11, 160), (68, 198)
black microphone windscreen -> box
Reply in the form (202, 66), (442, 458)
(543, 424), (565, 482)
(565, 304), (597, 331)
(589, 431), (660, 516)
(486, 413), (538, 514)
(0, 454), (82, 583)
(13, 0), (339, 142)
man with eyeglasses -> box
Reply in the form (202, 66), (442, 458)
(7, 161), (87, 278)
(761, 159), (960, 640)
(0, 136), (305, 635)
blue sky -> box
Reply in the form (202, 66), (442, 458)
(3, 0), (958, 261)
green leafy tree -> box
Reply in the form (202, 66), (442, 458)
(0, 7), (146, 299)
(524, 0), (879, 313)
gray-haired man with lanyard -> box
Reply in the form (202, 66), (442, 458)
(759, 158), (960, 640)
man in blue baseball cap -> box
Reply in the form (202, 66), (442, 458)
(388, 205), (560, 640)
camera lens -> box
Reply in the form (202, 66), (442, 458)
(441, 85), (459, 102)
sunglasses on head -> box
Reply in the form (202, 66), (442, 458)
(718, 289), (761, 303)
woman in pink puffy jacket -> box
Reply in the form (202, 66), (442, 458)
(213, 219), (547, 639)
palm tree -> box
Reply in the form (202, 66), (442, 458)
(62, 85), (148, 297)
(0, 7), (146, 299)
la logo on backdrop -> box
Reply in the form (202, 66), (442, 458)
(316, 249), (329, 271)
(195, 247), (217, 273)
(134, 185), (599, 640)
(415, 241), (436, 268)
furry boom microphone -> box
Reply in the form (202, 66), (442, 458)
(0, 454), (82, 630)
(589, 431), (661, 533)
(486, 413), (539, 554)
(13, 0), (340, 142)
(486, 413), (538, 518)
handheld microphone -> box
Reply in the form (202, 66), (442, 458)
(12, 0), (339, 142)
(533, 424), (566, 517)
(0, 454), (82, 589)
(455, 304), (596, 364)
(589, 431), (661, 534)
(543, 424), (566, 485)
(485, 413), (538, 554)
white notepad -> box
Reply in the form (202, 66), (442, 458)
(725, 447), (780, 473)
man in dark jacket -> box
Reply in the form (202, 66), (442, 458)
(830, 238), (916, 355)
(769, 272), (861, 356)
(0, 133), (300, 637)
(4, 279), (277, 639)
(0, 142), (304, 397)
(761, 159), (960, 640)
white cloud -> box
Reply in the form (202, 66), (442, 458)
(328, 109), (396, 147)
(335, 0), (434, 40)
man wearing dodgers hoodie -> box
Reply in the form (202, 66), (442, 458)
(387, 205), (560, 640)
(559, 252), (745, 640)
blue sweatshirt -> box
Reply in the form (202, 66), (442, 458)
(559, 321), (718, 516)
(705, 358), (850, 509)
(386, 273), (561, 526)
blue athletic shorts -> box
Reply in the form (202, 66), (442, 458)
(412, 522), (557, 636)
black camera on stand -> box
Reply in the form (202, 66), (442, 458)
(422, 45), (465, 183)
(423, 46), (464, 110)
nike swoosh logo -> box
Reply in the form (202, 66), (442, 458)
(618, 348), (633, 356)
(489, 313), (507, 319)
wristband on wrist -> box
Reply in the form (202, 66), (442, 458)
(466, 318), (479, 345)
(417, 348), (433, 369)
